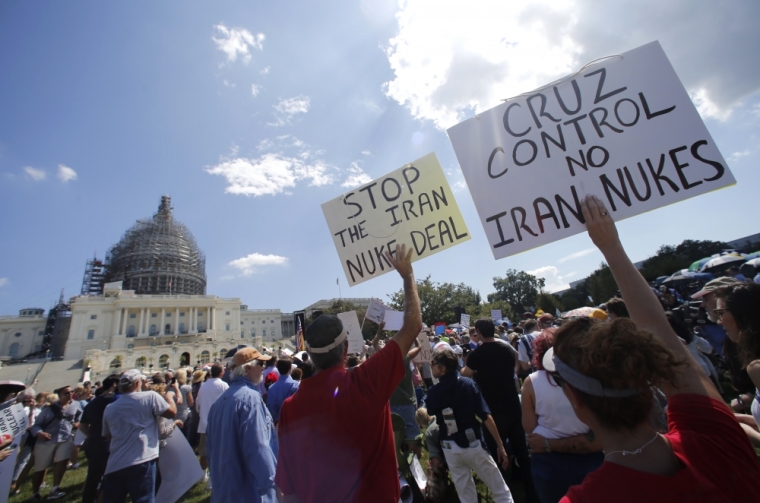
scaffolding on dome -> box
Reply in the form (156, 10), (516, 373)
(105, 196), (207, 296)
(81, 255), (107, 295)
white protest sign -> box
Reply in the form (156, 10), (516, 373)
(322, 152), (470, 286)
(337, 311), (365, 354)
(0, 403), (28, 445)
(490, 310), (502, 321)
(460, 313), (470, 327)
(410, 455), (428, 492)
(412, 332), (433, 363)
(364, 298), (389, 325)
(156, 432), (204, 503)
(447, 41), (734, 259)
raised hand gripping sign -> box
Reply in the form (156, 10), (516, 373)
(322, 152), (470, 286)
(447, 41), (735, 260)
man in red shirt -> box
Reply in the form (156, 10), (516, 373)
(276, 244), (422, 503)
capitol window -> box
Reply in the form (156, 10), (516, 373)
(90, 315), (97, 320)
(14, 332), (21, 338)
(87, 330), (95, 340)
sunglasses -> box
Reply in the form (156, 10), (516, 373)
(254, 360), (266, 367)
(550, 371), (565, 388)
(712, 308), (727, 319)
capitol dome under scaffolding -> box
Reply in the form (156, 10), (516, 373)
(105, 196), (207, 295)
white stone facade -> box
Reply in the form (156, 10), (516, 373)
(0, 309), (47, 359)
(73, 286), (286, 372)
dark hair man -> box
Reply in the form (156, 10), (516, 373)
(29, 385), (83, 500)
(267, 359), (299, 423)
(276, 244), (422, 503)
(604, 298), (630, 319)
(101, 370), (176, 502)
(79, 374), (119, 503)
(463, 319), (538, 501)
(427, 347), (513, 502)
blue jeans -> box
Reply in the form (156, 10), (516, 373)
(531, 451), (604, 503)
(102, 459), (157, 503)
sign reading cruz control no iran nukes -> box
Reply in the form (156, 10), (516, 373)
(447, 41), (735, 260)
(322, 152), (470, 286)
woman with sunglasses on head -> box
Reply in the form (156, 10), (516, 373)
(713, 282), (760, 447)
(549, 195), (760, 503)
(521, 329), (603, 503)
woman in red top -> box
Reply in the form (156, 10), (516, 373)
(550, 196), (760, 503)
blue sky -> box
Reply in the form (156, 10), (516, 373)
(1, 0), (758, 315)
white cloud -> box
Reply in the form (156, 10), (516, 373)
(57, 165), (77, 182)
(212, 24), (264, 65)
(228, 253), (288, 276)
(728, 150), (751, 162)
(251, 84), (261, 96)
(557, 247), (596, 264)
(361, 150), (372, 156)
(0, 278), (8, 288)
(689, 88), (732, 122)
(260, 66), (270, 75)
(342, 162), (372, 188)
(223, 79), (236, 88)
(24, 166), (47, 181)
(528, 265), (570, 293)
(207, 136), (335, 196)
(384, 0), (760, 130)
(270, 96), (311, 126)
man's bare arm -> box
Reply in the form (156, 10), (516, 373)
(386, 244), (423, 356)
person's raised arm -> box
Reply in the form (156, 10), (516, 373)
(386, 244), (423, 356)
(371, 322), (386, 352)
(582, 195), (718, 400)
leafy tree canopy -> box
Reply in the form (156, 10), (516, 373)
(488, 269), (545, 315)
(387, 276), (481, 326)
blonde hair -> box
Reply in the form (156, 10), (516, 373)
(176, 369), (188, 385)
(415, 407), (431, 429)
(46, 393), (59, 405)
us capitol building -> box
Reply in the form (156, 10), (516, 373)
(1, 196), (294, 374)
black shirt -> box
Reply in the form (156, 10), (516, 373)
(80, 391), (117, 446)
(426, 372), (490, 448)
(465, 340), (521, 420)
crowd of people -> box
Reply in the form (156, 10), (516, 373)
(3, 196), (760, 503)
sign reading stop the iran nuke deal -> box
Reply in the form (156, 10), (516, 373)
(447, 41), (735, 260)
(322, 152), (470, 286)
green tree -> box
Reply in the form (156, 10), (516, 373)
(387, 276), (481, 326)
(536, 292), (564, 315)
(488, 269), (545, 315)
(471, 300), (515, 323)
(586, 263), (619, 305)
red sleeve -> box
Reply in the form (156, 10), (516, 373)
(667, 394), (758, 468)
(351, 339), (405, 404)
(275, 402), (294, 494)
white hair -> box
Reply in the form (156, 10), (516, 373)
(231, 362), (263, 384)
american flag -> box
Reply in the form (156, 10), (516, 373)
(296, 317), (305, 351)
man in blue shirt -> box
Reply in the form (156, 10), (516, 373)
(426, 347), (513, 503)
(266, 358), (299, 423)
(206, 348), (277, 503)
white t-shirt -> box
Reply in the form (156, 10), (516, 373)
(196, 377), (229, 434)
(102, 391), (169, 475)
(530, 370), (589, 439)
(517, 332), (541, 363)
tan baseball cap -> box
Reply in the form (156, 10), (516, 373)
(691, 276), (741, 299)
(231, 348), (272, 369)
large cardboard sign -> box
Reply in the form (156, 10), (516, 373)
(364, 299), (404, 331)
(337, 311), (365, 354)
(490, 310), (502, 321)
(447, 41), (735, 259)
(322, 153), (470, 286)
(460, 313), (470, 327)
(156, 432), (204, 503)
